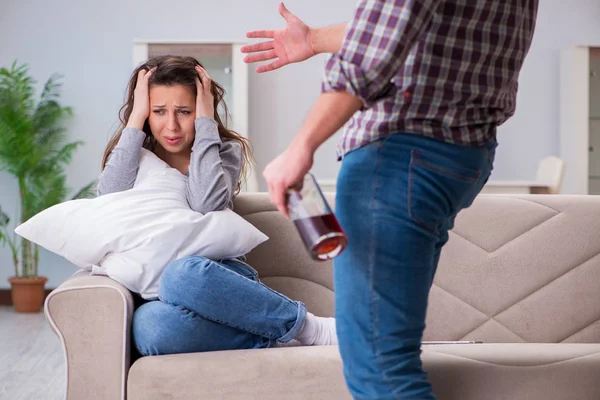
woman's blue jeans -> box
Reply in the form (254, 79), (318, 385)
(334, 133), (496, 399)
(132, 256), (307, 356)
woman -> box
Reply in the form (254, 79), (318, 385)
(99, 55), (336, 356)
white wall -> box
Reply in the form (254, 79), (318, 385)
(0, 0), (599, 288)
(495, 0), (600, 181)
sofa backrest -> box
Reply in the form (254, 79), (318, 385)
(234, 193), (600, 343)
(233, 193), (336, 319)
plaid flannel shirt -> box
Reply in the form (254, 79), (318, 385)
(322, 0), (539, 158)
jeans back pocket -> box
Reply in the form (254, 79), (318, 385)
(408, 149), (485, 234)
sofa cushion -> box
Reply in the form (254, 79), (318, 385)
(127, 346), (350, 400)
(234, 194), (600, 343)
(234, 193), (336, 318)
(424, 343), (600, 400)
(425, 195), (600, 343)
(127, 343), (600, 400)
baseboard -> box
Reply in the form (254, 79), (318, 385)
(0, 289), (54, 306)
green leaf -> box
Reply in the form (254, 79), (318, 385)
(0, 206), (9, 227)
(0, 60), (90, 276)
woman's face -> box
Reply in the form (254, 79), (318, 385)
(148, 84), (196, 154)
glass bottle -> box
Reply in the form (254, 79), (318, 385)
(287, 173), (347, 261)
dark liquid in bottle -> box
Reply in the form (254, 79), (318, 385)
(293, 213), (347, 260)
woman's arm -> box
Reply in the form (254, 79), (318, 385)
(97, 129), (145, 196)
(186, 117), (242, 213)
(99, 68), (155, 196)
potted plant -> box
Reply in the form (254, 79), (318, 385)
(0, 61), (95, 312)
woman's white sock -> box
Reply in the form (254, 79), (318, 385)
(294, 312), (338, 346)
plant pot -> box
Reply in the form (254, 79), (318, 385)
(8, 276), (48, 313)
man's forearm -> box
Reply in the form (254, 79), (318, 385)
(309, 23), (348, 54)
(293, 91), (362, 153)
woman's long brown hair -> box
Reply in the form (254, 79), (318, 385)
(102, 55), (252, 193)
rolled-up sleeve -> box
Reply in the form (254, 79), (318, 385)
(322, 0), (439, 107)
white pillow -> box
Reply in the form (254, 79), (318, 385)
(15, 149), (268, 299)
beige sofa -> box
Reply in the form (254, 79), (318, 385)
(45, 193), (600, 400)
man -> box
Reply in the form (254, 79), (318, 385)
(241, 1), (538, 398)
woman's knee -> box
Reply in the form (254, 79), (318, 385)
(133, 301), (178, 356)
(133, 300), (271, 355)
(159, 256), (213, 297)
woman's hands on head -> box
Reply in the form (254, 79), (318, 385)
(126, 66), (157, 130)
(195, 65), (215, 120)
(125, 63), (216, 139)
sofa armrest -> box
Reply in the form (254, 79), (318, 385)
(45, 270), (134, 400)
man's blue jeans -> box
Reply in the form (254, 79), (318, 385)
(133, 256), (307, 356)
(334, 133), (496, 399)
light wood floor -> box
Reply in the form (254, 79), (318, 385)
(0, 306), (65, 400)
